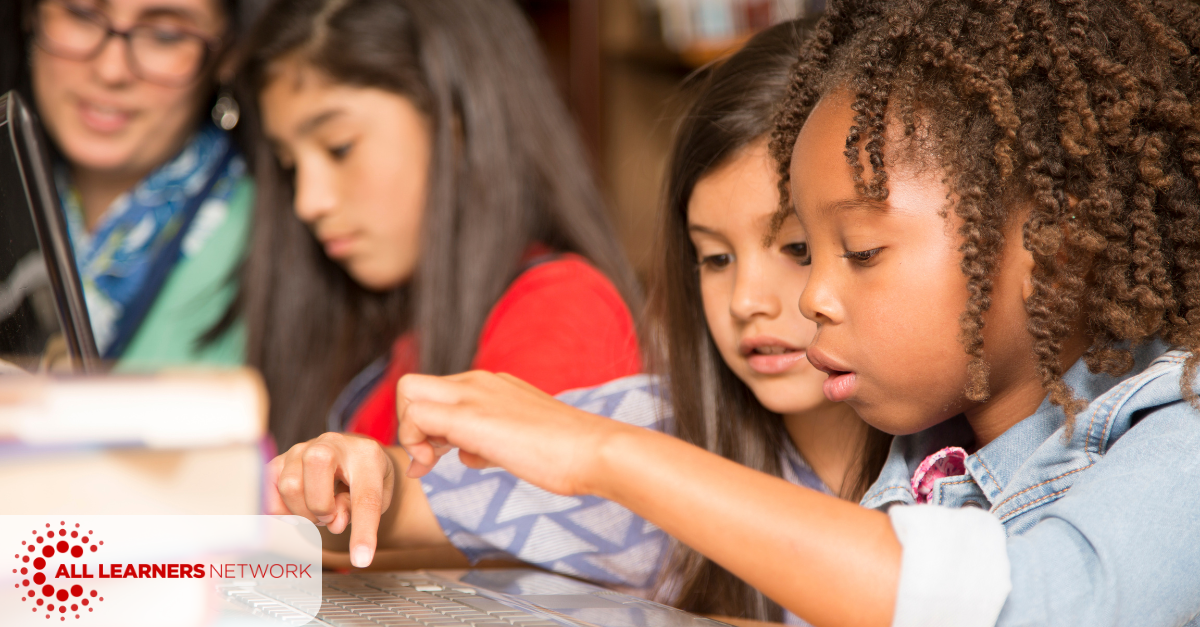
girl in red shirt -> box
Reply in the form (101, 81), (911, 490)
(236, 0), (642, 450)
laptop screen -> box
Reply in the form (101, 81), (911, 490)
(0, 90), (98, 372)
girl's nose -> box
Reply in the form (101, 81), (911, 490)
(798, 261), (843, 325)
(729, 258), (782, 321)
(292, 164), (338, 224)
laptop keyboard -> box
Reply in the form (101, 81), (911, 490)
(223, 573), (566, 627)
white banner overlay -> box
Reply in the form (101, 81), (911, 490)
(0, 516), (322, 627)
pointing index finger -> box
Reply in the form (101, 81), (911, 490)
(346, 446), (396, 568)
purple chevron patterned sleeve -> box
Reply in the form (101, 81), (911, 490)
(418, 375), (673, 592)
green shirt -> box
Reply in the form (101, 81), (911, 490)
(114, 178), (252, 371)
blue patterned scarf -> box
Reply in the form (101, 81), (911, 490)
(57, 124), (245, 355)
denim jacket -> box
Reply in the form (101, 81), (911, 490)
(866, 341), (1200, 626)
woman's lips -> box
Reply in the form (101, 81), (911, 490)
(77, 100), (135, 134)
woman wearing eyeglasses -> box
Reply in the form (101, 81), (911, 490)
(2, 0), (252, 368)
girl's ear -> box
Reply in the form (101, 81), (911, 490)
(1018, 234), (1036, 304)
(1020, 263), (1035, 302)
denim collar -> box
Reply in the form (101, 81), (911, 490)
(861, 339), (1175, 511)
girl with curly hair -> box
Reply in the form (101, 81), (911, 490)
(270, 0), (1200, 625)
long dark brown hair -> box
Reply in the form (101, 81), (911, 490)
(237, 0), (642, 450)
(647, 20), (892, 621)
(771, 0), (1200, 431)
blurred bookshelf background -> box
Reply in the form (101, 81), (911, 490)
(518, 0), (824, 277)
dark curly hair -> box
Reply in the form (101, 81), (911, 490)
(770, 0), (1200, 433)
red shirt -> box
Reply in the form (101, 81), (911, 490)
(347, 254), (641, 444)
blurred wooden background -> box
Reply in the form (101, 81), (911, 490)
(519, 0), (822, 278)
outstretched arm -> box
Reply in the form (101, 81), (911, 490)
(397, 371), (901, 627)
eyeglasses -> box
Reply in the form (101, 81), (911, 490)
(33, 0), (220, 87)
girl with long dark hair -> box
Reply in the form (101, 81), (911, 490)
(236, 0), (643, 451)
(644, 21), (892, 619)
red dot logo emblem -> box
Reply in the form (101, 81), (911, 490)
(14, 522), (103, 621)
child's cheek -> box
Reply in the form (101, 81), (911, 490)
(846, 268), (976, 430)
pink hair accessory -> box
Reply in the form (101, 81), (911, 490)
(910, 446), (969, 504)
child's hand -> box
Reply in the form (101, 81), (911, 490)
(264, 432), (396, 568)
(396, 371), (622, 497)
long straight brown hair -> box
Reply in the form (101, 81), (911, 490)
(647, 20), (893, 621)
(236, 0), (641, 451)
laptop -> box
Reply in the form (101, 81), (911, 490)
(220, 568), (734, 627)
(0, 89), (100, 373)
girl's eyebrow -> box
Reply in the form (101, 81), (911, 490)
(687, 224), (721, 236)
(294, 110), (346, 138)
(818, 198), (893, 217)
